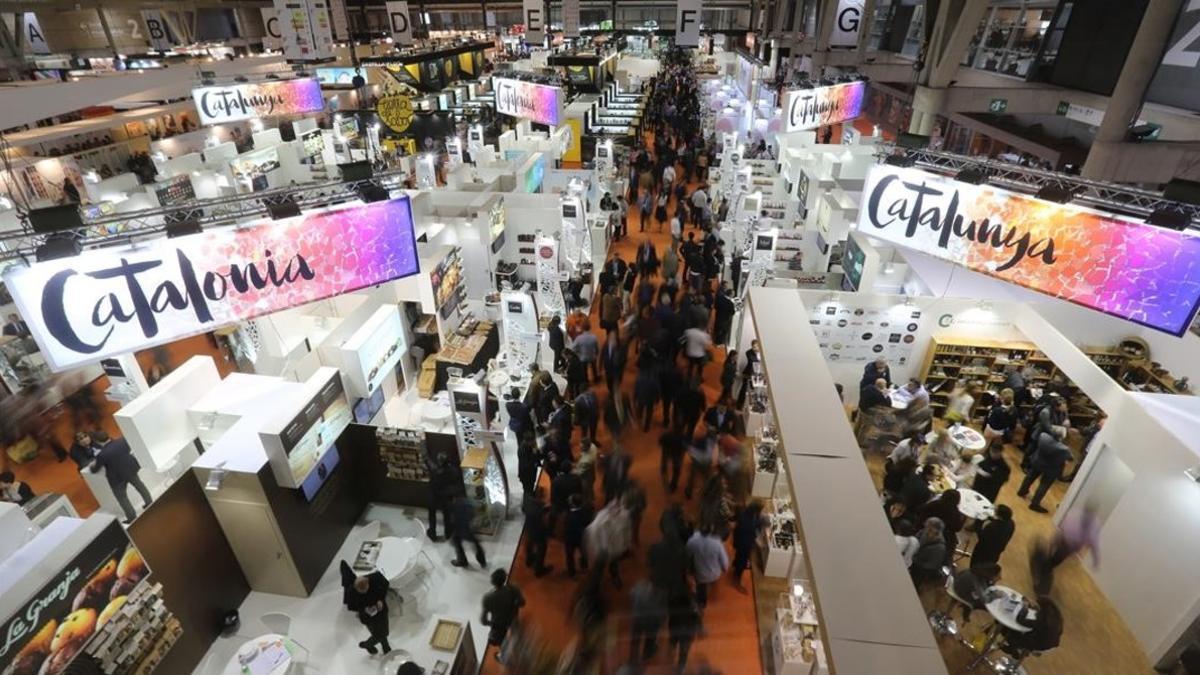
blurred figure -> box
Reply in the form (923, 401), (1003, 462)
(731, 500), (766, 591)
(450, 494), (487, 568)
(481, 568), (525, 651)
(629, 578), (667, 663)
(1030, 504), (1100, 595)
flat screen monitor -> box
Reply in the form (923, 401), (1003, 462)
(300, 446), (340, 501)
(353, 386), (386, 424)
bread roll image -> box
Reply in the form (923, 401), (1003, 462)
(42, 609), (96, 674)
(97, 597), (127, 630)
(116, 547), (146, 583)
(71, 559), (116, 611)
(1, 620), (56, 675)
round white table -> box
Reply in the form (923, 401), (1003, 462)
(889, 389), (913, 410)
(224, 634), (295, 675)
(372, 536), (421, 584)
(956, 488), (995, 520)
(927, 426), (987, 453)
(985, 585), (1033, 633)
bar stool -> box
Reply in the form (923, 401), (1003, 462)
(927, 566), (959, 637)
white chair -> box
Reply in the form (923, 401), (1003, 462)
(260, 611), (292, 637)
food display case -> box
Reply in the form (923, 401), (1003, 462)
(772, 579), (828, 675)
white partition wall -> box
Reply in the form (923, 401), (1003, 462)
(114, 355), (220, 472)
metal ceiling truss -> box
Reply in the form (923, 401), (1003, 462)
(886, 146), (1200, 228)
(0, 168), (411, 264)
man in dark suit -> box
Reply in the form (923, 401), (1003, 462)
(712, 283), (735, 345)
(2, 313), (29, 338)
(703, 398), (738, 435)
(69, 431), (103, 469)
(89, 432), (153, 523)
(1018, 428), (1074, 513)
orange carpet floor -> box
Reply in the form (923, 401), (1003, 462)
(482, 135), (763, 674)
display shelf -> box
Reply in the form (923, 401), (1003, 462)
(771, 581), (825, 675)
(83, 581), (181, 675)
(762, 496), (797, 578)
(377, 427), (429, 482)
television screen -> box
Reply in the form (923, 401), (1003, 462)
(300, 446), (340, 501)
(353, 386), (386, 424)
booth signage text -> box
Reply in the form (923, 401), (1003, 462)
(191, 78), (324, 125)
(782, 80), (865, 133)
(5, 198), (420, 370)
(493, 77), (563, 126)
(858, 165), (1200, 335)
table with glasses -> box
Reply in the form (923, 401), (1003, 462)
(224, 634), (300, 675)
(966, 585), (1032, 669)
(926, 425), (987, 454)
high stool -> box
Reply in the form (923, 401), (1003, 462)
(927, 566), (959, 637)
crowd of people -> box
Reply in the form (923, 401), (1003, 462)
(478, 48), (765, 674)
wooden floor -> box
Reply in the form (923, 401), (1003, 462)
(864, 424), (1154, 675)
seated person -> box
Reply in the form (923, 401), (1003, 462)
(922, 429), (959, 468)
(949, 563), (1002, 623)
(0, 471), (34, 505)
(1002, 596), (1063, 655)
(909, 517), (947, 585)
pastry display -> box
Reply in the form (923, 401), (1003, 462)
(72, 560), (117, 612)
(44, 608), (96, 674)
(2, 620), (56, 675)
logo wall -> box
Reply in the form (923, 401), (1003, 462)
(4, 198), (421, 370)
(858, 164), (1200, 336)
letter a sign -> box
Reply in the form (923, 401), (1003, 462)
(523, 0), (544, 43)
(141, 10), (175, 52)
(676, 0), (701, 47)
(385, 1), (413, 46)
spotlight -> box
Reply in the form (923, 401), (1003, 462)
(266, 199), (302, 220)
(1036, 186), (1075, 204)
(955, 168), (989, 185)
(885, 154), (916, 168)
(166, 219), (203, 238)
(1147, 208), (1190, 231)
(36, 232), (83, 261)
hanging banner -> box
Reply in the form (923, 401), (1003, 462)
(858, 164), (1200, 336)
(829, 0), (865, 48)
(141, 9), (176, 52)
(273, 0), (316, 61)
(21, 13), (50, 55)
(328, 0), (350, 41)
(493, 77), (563, 126)
(0, 520), (148, 675)
(260, 8), (283, 50)
(4, 198), (421, 371)
(307, 0), (337, 60)
(523, 0), (544, 43)
(782, 80), (866, 132)
(385, 1), (414, 46)
(191, 78), (324, 125)
(563, 0), (580, 38)
(377, 94), (415, 132)
(676, 0), (702, 47)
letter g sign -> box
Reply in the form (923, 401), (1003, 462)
(838, 7), (860, 33)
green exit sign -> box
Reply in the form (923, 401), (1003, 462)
(1056, 100), (1070, 115)
(989, 98), (1008, 113)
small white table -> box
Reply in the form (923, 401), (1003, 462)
(372, 536), (421, 584)
(926, 426), (987, 454)
(956, 488), (995, 521)
(985, 585), (1033, 633)
(224, 634), (296, 675)
(889, 389), (913, 410)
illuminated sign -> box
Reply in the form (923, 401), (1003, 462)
(858, 165), (1200, 336)
(315, 67), (358, 85)
(782, 80), (865, 133)
(191, 78), (324, 125)
(4, 198), (420, 370)
(493, 77), (563, 126)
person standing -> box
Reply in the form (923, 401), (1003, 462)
(69, 431), (102, 469)
(731, 500), (766, 591)
(675, 376), (706, 440)
(348, 572), (391, 655)
(684, 428), (717, 499)
(481, 569), (526, 649)
(450, 494), (487, 568)
(2, 313), (29, 338)
(563, 493), (592, 578)
(681, 326), (712, 380)
(574, 386), (599, 441)
(667, 588), (702, 671)
(659, 428), (686, 493)
(633, 364), (661, 432)
(972, 444), (1011, 503)
(712, 283), (735, 346)
(600, 289), (622, 341)
(736, 339), (760, 409)
(686, 525), (729, 610)
(547, 315), (567, 373)
(426, 454), (460, 541)
(970, 505), (1015, 569)
(88, 432), (153, 524)
(522, 488), (554, 577)
(861, 357), (891, 389)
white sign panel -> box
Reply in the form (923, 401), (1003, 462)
(261, 8), (283, 50)
(22, 13), (50, 55)
(385, 1), (414, 46)
(829, 0), (865, 48)
(141, 10), (175, 52)
(563, 0), (580, 38)
(523, 0), (544, 43)
(493, 77), (564, 126)
(307, 0), (337, 59)
(676, 0), (702, 47)
(273, 0), (318, 61)
(191, 78), (325, 126)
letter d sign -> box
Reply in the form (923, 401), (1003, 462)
(385, 1), (413, 45)
(676, 0), (702, 47)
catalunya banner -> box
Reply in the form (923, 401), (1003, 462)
(493, 77), (563, 126)
(859, 165), (1200, 336)
(781, 80), (865, 133)
(191, 78), (324, 126)
(4, 198), (420, 371)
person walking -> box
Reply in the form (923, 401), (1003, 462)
(1030, 504), (1100, 595)
(633, 363), (661, 432)
(971, 504), (1015, 569)
(667, 588), (702, 671)
(88, 432), (153, 524)
(450, 494), (487, 568)
(547, 315), (567, 373)
(585, 495), (632, 588)
(481, 568), (526, 649)
(629, 578), (667, 663)
(572, 329), (600, 384)
(426, 454), (460, 541)
(563, 493), (592, 578)
(522, 488), (554, 576)
(686, 525), (728, 610)
(348, 571), (392, 655)
(1018, 427), (1073, 513)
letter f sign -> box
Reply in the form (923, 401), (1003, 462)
(676, 0), (700, 47)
